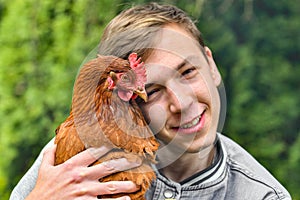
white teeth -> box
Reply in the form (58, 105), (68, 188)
(180, 116), (201, 129)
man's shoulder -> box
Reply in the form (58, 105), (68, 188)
(218, 133), (291, 200)
(9, 138), (55, 200)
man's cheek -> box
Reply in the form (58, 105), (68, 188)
(144, 104), (167, 135)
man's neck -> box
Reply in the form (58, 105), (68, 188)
(156, 144), (216, 183)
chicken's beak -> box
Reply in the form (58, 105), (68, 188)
(109, 71), (118, 82)
(134, 88), (148, 102)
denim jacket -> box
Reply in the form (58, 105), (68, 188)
(145, 134), (291, 200)
(10, 134), (291, 200)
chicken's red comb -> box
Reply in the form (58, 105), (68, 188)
(128, 53), (147, 86)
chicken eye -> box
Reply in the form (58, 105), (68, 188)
(121, 74), (129, 81)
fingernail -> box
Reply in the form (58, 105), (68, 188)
(123, 196), (131, 200)
(87, 145), (113, 159)
(109, 157), (142, 171)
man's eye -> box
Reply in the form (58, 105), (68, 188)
(147, 88), (160, 97)
(182, 67), (196, 76)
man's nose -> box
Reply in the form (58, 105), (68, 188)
(166, 81), (194, 114)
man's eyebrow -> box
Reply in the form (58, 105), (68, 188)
(176, 60), (186, 71)
(176, 55), (200, 71)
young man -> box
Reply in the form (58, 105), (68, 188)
(10, 3), (291, 200)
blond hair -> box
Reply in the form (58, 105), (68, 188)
(98, 2), (204, 59)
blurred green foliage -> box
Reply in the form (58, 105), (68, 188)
(0, 0), (299, 199)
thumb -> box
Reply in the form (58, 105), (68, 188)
(41, 144), (57, 166)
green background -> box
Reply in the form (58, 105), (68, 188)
(0, 0), (299, 199)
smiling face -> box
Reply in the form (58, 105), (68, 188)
(137, 24), (222, 154)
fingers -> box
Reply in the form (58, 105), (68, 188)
(36, 142), (141, 200)
(56, 147), (142, 183)
(65, 145), (113, 167)
(99, 181), (139, 194)
(100, 196), (131, 200)
(103, 157), (142, 172)
(84, 181), (139, 197)
(86, 157), (142, 180)
(116, 197), (131, 200)
(114, 197), (131, 200)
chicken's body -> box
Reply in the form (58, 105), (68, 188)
(54, 54), (159, 200)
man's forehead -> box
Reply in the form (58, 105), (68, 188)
(145, 49), (183, 66)
(154, 26), (201, 57)
(145, 50), (201, 67)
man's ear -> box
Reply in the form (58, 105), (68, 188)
(204, 46), (222, 86)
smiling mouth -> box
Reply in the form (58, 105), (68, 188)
(180, 115), (202, 129)
(173, 109), (206, 133)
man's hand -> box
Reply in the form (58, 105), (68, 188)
(26, 144), (141, 200)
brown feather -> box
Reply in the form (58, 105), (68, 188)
(54, 55), (159, 200)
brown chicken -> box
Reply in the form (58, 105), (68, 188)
(54, 53), (159, 200)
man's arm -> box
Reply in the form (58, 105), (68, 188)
(10, 138), (141, 200)
(10, 138), (55, 200)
